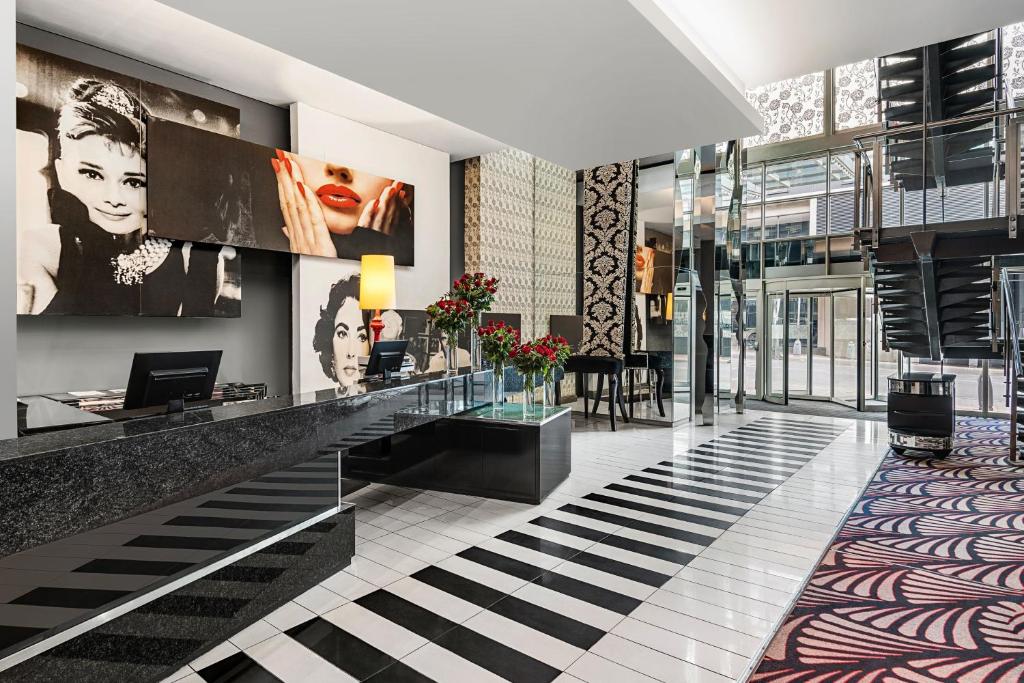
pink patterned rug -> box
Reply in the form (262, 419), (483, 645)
(751, 417), (1024, 682)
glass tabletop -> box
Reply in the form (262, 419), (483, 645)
(455, 403), (570, 425)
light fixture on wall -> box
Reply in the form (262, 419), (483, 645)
(360, 255), (396, 343)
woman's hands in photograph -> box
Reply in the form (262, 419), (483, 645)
(272, 150), (337, 258)
(357, 180), (409, 236)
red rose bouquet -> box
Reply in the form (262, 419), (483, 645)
(452, 272), (499, 314)
(426, 296), (473, 374)
(509, 339), (558, 410)
(425, 296), (474, 337)
(478, 320), (520, 368)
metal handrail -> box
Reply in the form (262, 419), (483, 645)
(853, 104), (1024, 143)
(1000, 267), (1024, 460)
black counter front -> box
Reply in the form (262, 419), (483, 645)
(0, 370), (491, 682)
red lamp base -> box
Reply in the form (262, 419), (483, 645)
(370, 310), (384, 342)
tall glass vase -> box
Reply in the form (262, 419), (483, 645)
(470, 312), (483, 370)
(522, 372), (537, 416)
(444, 332), (460, 376)
(542, 369), (556, 409)
(491, 362), (505, 408)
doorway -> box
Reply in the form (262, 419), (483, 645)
(762, 287), (864, 408)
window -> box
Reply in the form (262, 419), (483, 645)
(1003, 22), (1024, 103)
(764, 156), (828, 201)
(834, 60), (879, 130)
(744, 72), (825, 147)
(764, 199), (825, 240)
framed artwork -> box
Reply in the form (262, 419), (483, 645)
(294, 259), (463, 395)
(15, 44), (242, 317)
(148, 120), (416, 266)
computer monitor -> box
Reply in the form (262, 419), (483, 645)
(364, 340), (408, 381)
(123, 351), (222, 411)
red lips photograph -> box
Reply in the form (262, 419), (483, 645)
(146, 121), (416, 266)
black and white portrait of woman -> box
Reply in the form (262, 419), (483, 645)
(304, 270), (470, 394)
(15, 44), (242, 316)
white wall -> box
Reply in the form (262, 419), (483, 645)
(1, 2), (16, 437)
(289, 102), (451, 393)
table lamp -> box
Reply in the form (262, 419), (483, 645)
(360, 255), (396, 343)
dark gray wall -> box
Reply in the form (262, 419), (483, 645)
(16, 24), (293, 396)
(449, 159), (465, 281)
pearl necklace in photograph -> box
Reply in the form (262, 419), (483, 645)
(112, 237), (172, 285)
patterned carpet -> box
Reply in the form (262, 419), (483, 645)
(751, 417), (1024, 682)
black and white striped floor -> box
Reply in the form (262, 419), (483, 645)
(165, 413), (887, 683)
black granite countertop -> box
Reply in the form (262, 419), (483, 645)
(2, 368), (490, 463)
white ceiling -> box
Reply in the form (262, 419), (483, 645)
(658, 0), (1024, 88)
(16, 0), (506, 160)
(29, 0), (761, 169)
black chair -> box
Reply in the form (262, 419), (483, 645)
(550, 315), (629, 431)
(625, 350), (669, 418)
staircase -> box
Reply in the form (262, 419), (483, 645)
(878, 32), (1000, 192)
(863, 30), (1014, 361)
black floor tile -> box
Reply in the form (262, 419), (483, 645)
(686, 451), (797, 476)
(362, 660), (435, 683)
(286, 617), (394, 680)
(410, 566), (505, 609)
(568, 551), (671, 587)
(614, 480), (748, 516)
(623, 475), (760, 505)
(528, 516), (612, 542)
(597, 534), (695, 566)
(658, 461), (781, 485)
(433, 625), (560, 683)
(584, 492), (733, 529)
(196, 650), (283, 682)
(496, 530), (581, 560)
(356, 590), (457, 641)
(457, 547), (546, 582)
(488, 594), (605, 649)
(640, 467), (774, 494)
(254, 476), (337, 485)
(260, 541), (314, 556)
(532, 570), (641, 615)
(560, 503), (718, 545)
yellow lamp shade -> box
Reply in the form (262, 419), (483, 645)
(359, 255), (396, 310)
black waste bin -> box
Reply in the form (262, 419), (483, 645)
(887, 373), (955, 457)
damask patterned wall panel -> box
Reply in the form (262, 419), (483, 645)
(464, 149), (575, 341)
(580, 161), (636, 357)
(533, 159), (576, 337)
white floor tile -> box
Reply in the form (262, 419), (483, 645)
(246, 632), (358, 683)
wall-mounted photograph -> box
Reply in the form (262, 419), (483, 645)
(294, 261), (464, 394)
(147, 120), (416, 266)
(15, 44), (242, 317)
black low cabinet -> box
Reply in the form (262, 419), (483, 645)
(342, 407), (571, 504)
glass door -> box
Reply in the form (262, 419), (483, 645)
(766, 292), (788, 404)
(787, 296), (810, 397)
(832, 289), (861, 409)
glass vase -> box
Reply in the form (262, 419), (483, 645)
(522, 372), (537, 416)
(444, 333), (459, 376)
(470, 312), (483, 371)
(543, 369), (556, 409)
(491, 362), (505, 408)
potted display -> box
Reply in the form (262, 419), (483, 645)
(477, 320), (520, 407)
(451, 272), (499, 370)
(425, 296), (474, 375)
(509, 339), (557, 415)
(536, 334), (572, 408)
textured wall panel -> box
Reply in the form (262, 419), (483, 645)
(580, 161), (636, 357)
(464, 149), (574, 341)
(533, 158), (577, 337)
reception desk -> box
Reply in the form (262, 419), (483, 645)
(0, 370), (503, 682)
